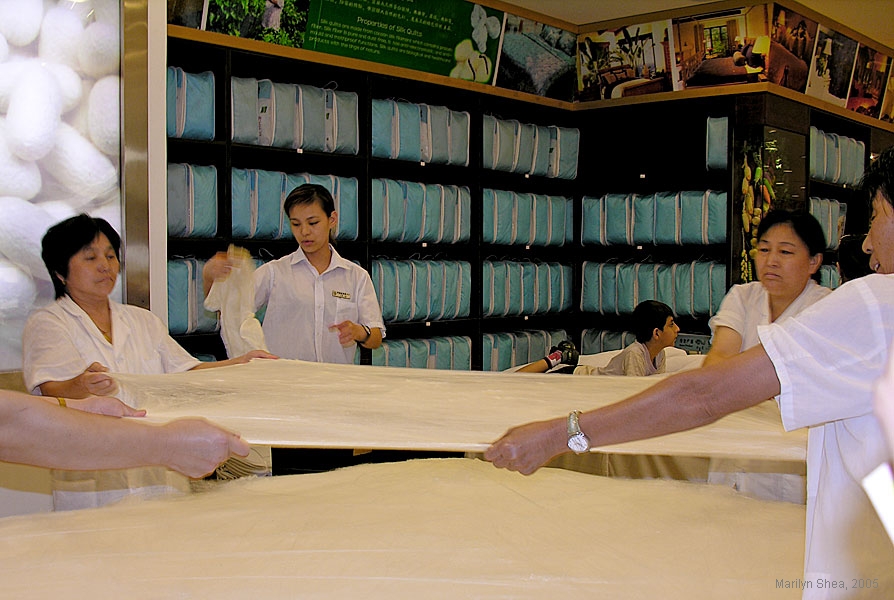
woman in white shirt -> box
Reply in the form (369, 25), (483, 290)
(22, 214), (275, 509)
(704, 209), (830, 503)
(24, 215), (274, 399)
(705, 209), (830, 366)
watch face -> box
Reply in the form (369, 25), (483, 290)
(568, 433), (589, 453)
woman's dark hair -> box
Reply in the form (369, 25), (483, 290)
(837, 234), (873, 282)
(756, 209), (827, 256)
(283, 183), (335, 218)
(632, 300), (674, 343)
(861, 146), (894, 210)
(42, 214), (121, 299)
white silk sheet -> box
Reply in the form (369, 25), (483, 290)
(113, 358), (805, 461)
(0, 459), (805, 599)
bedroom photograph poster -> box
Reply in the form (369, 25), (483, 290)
(672, 5), (770, 91)
(495, 14), (578, 102)
(804, 24), (859, 108)
(767, 4), (818, 93)
(846, 45), (892, 119)
(576, 20), (677, 103)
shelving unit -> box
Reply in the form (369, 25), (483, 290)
(166, 28), (584, 370)
(166, 24), (892, 369)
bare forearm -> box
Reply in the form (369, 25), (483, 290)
(0, 393), (165, 470)
(516, 360), (550, 373)
(486, 345), (781, 474)
(581, 347), (778, 447)
(701, 326), (742, 368)
(191, 349), (278, 370)
(700, 350), (726, 367)
(39, 378), (89, 399)
(0, 389), (248, 477)
(361, 328), (383, 350)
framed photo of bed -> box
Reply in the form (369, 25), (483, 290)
(673, 6), (769, 91)
(576, 19), (676, 102)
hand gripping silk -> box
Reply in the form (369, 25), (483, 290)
(203, 245), (267, 357)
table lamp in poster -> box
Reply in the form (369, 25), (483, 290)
(304, 0), (504, 85)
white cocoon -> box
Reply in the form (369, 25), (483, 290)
(78, 21), (118, 79)
(0, 60), (29, 113)
(41, 122), (117, 199)
(92, 0), (120, 26)
(89, 197), (121, 234)
(44, 63), (83, 114)
(0, 0), (44, 47)
(38, 6), (84, 70)
(64, 0), (96, 25)
(32, 198), (77, 224)
(0, 118), (41, 199)
(0, 196), (53, 280)
(0, 258), (38, 320)
(31, 176), (93, 211)
(64, 78), (92, 135)
(0, 33), (8, 62)
(88, 75), (119, 155)
(6, 66), (62, 161)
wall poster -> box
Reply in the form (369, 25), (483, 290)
(768, 4), (818, 93)
(185, 3), (894, 122)
(496, 14), (576, 101)
(847, 45), (891, 119)
(202, 0), (505, 85)
(205, 0), (310, 47)
(804, 25), (859, 108)
(304, 1), (504, 84)
(577, 20), (675, 102)
(672, 6), (768, 91)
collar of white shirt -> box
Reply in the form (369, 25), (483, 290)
(290, 244), (352, 275)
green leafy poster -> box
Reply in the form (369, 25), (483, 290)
(304, 0), (504, 84)
(205, 0), (310, 47)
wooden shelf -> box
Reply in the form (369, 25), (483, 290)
(168, 25), (572, 110)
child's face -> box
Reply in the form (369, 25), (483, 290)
(656, 316), (679, 348)
(289, 200), (337, 256)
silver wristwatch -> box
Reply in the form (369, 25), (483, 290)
(567, 410), (591, 454)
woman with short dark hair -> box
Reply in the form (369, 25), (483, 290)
(22, 214), (275, 510)
(704, 209), (829, 367)
(25, 214), (274, 399)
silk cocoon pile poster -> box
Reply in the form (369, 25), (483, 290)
(203, 0), (508, 85)
(304, 0), (503, 84)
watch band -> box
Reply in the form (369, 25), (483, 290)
(360, 324), (372, 344)
(568, 410), (583, 435)
(567, 410), (591, 454)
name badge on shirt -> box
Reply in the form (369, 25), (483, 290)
(332, 290), (352, 300)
